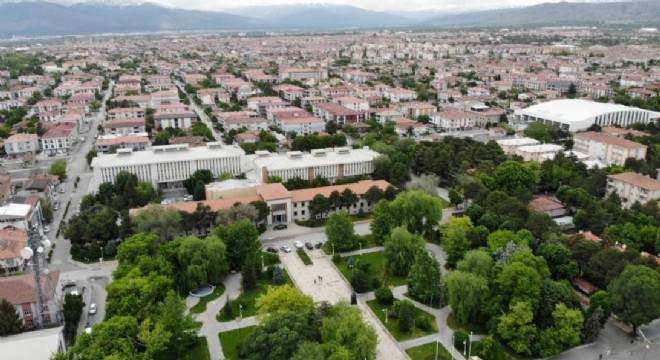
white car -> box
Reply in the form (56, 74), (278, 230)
(293, 241), (303, 249)
(43, 226), (50, 233)
(88, 303), (97, 315)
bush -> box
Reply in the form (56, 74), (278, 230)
(357, 260), (371, 273)
(398, 301), (413, 333)
(453, 330), (469, 350)
(332, 253), (342, 263)
(266, 265), (277, 278)
(415, 315), (432, 331)
(370, 277), (381, 290)
(222, 298), (233, 318)
(375, 287), (394, 305)
(272, 267), (285, 285)
(351, 269), (370, 293)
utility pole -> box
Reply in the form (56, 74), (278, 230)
(27, 227), (46, 330)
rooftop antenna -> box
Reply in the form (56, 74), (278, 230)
(21, 226), (51, 329)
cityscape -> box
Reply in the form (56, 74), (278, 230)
(0, 1), (659, 360)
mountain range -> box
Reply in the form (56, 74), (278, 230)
(0, 1), (658, 38)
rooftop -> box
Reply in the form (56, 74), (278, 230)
(91, 143), (245, 168)
(574, 131), (647, 149)
(254, 147), (379, 172)
(0, 326), (64, 360)
(608, 172), (660, 190)
(521, 99), (660, 123)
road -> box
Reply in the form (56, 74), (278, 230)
(173, 80), (223, 142)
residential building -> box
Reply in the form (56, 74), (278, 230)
(518, 99), (660, 132)
(528, 196), (566, 218)
(277, 117), (325, 136)
(4, 134), (39, 157)
(41, 123), (78, 155)
(515, 144), (564, 163)
(95, 135), (150, 154)
(431, 111), (475, 132)
(278, 67), (327, 82)
(573, 131), (647, 166)
(0, 326), (66, 360)
(153, 110), (196, 131)
(607, 172), (660, 208)
(0, 227), (27, 273)
(103, 118), (147, 136)
(107, 107), (145, 119)
(91, 143), (245, 189)
(383, 88), (417, 103)
(496, 137), (541, 156)
(0, 271), (62, 328)
(253, 147), (379, 183)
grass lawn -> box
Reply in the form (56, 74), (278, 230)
(297, 248), (313, 265)
(323, 233), (380, 255)
(261, 251), (280, 266)
(367, 299), (437, 341)
(335, 251), (407, 292)
(189, 284), (225, 314)
(445, 313), (488, 334)
(219, 326), (255, 360)
(403, 292), (443, 309)
(163, 336), (210, 360)
(406, 341), (452, 360)
(216, 270), (292, 322)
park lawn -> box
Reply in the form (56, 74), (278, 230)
(403, 292), (443, 309)
(367, 299), (437, 341)
(216, 270), (292, 322)
(445, 313), (488, 335)
(406, 341), (452, 360)
(262, 251), (280, 266)
(163, 336), (210, 360)
(219, 326), (255, 360)
(323, 233), (380, 255)
(336, 251), (407, 292)
(190, 284), (226, 314)
(297, 248), (313, 265)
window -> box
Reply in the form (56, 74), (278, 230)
(301, 210), (305, 215)
(294, 211), (297, 216)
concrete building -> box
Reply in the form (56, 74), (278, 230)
(276, 117), (325, 136)
(95, 135), (150, 154)
(102, 118), (146, 136)
(153, 111), (196, 131)
(278, 67), (327, 82)
(4, 134), (39, 157)
(573, 131), (647, 166)
(496, 137), (541, 156)
(40, 123), (78, 156)
(0, 227), (27, 273)
(0, 326), (66, 360)
(607, 172), (660, 208)
(515, 144), (564, 163)
(518, 99), (660, 132)
(253, 147), (379, 183)
(91, 143), (245, 189)
(0, 271), (62, 329)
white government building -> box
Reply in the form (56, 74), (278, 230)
(91, 143), (246, 189)
(253, 147), (380, 183)
(517, 99), (660, 132)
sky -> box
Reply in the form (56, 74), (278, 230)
(0, 0), (625, 12)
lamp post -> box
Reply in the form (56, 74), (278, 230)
(239, 303), (243, 319)
(451, 334), (455, 360)
(332, 243), (335, 256)
(434, 340), (439, 360)
(100, 246), (104, 263)
(359, 242), (362, 256)
(463, 340), (467, 356)
(382, 308), (388, 323)
(261, 254), (264, 269)
(468, 332), (473, 359)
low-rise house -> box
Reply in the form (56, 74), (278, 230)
(383, 88), (417, 103)
(496, 137), (541, 156)
(40, 122), (78, 155)
(20, 174), (59, 203)
(334, 96), (370, 112)
(393, 119), (427, 137)
(515, 144), (564, 163)
(399, 102), (436, 119)
(573, 131), (647, 166)
(528, 195), (566, 218)
(32, 100), (62, 114)
(606, 172), (660, 208)
(0, 227), (27, 274)
(313, 103), (359, 124)
(4, 134), (39, 157)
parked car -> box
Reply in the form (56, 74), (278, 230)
(293, 241), (303, 249)
(305, 242), (313, 250)
(59, 187), (65, 193)
(265, 247), (278, 253)
(280, 245), (292, 253)
(315, 242), (323, 249)
(89, 303), (97, 315)
(273, 224), (288, 230)
(43, 226), (50, 233)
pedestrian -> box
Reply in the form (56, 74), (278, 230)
(599, 354), (602, 360)
(314, 279), (316, 285)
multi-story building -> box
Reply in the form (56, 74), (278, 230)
(0, 227), (27, 274)
(431, 111), (475, 132)
(253, 147), (379, 183)
(107, 107), (145, 120)
(153, 110), (196, 130)
(278, 67), (327, 82)
(277, 117), (325, 136)
(496, 137), (541, 156)
(40, 123), (78, 156)
(606, 172), (660, 208)
(95, 135), (150, 154)
(0, 270), (62, 328)
(102, 118), (147, 136)
(573, 131), (647, 166)
(4, 134), (39, 157)
(91, 143), (245, 189)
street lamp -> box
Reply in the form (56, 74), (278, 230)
(451, 334), (455, 360)
(463, 340), (466, 356)
(382, 308), (388, 323)
(239, 303), (243, 319)
(331, 243), (335, 256)
(468, 332), (473, 359)
(261, 254), (264, 269)
(100, 246), (104, 263)
(359, 242), (362, 256)
(434, 340), (439, 360)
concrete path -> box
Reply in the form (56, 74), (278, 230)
(280, 247), (409, 360)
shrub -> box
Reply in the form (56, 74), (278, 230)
(222, 298), (233, 318)
(398, 301), (413, 333)
(350, 269), (370, 293)
(272, 267), (285, 285)
(375, 287), (394, 305)
(357, 260), (371, 273)
(370, 277), (381, 290)
(453, 330), (469, 350)
(332, 253), (342, 263)
(415, 315), (432, 331)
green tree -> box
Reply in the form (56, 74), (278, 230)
(39, 197), (53, 223)
(384, 227), (425, 277)
(407, 249), (442, 304)
(608, 265), (660, 332)
(176, 236), (228, 291)
(487, 230), (529, 252)
(320, 302), (377, 360)
(308, 194), (330, 225)
(588, 290), (612, 326)
(497, 302), (537, 355)
(448, 188), (463, 206)
(536, 304), (584, 357)
(389, 190), (444, 236)
(398, 300), (413, 333)
(372, 156), (392, 181)
(62, 293), (83, 344)
(456, 249), (493, 278)
(0, 298), (23, 336)
(48, 159), (67, 181)
(351, 269), (370, 293)
(389, 162), (411, 187)
(326, 211), (357, 251)
(159, 291), (199, 355)
(446, 271), (489, 325)
(217, 219), (260, 271)
(182, 169), (213, 194)
(370, 200), (394, 243)
(537, 243), (578, 280)
(493, 261), (543, 313)
(256, 285), (315, 320)
(491, 161), (537, 198)
(364, 186), (385, 204)
(86, 149), (98, 166)
(242, 311), (309, 360)
(72, 316), (140, 359)
(132, 205), (183, 242)
(524, 121), (553, 143)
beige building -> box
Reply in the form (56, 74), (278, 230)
(573, 131), (647, 166)
(515, 144), (564, 163)
(606, 172), (660, 208)
(496, 137), (541, 156)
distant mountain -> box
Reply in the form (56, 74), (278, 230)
(423, 1), (660, 28)
(0, 1), (258, 37)
(225, 4), (414, 29)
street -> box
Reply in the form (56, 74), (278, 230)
(173, 80), (223, 142)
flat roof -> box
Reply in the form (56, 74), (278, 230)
(496, 137), (540, 146)
(517, 144), (564, 153)
(0, 326), (64, 360)
(254, 148), (379, 171)
(0, 203), (32, 218)
(91, 143), (245, 168)
(521, 99), (660, 123)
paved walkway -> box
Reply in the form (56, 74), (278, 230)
(280, 248), (409, 360)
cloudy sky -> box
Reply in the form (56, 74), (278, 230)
(1, 0), (624, 12)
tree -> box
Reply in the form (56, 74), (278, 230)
(384, 227), (425, 277)
(389, 190), (444, 236)
(487, 230), (529, 252)
(216, 220), (260, 271)
(256, 285), (315, 320)
(536, 304), (584, 357)
(582, 306), (604, 343)
(72, 316), (140, 360)
(216, 203), (259, 225)
(182, 169), (213, 194)
(351, 269), (370, 293)
(389, 162), (411, 187)
(448, 188), (463, 207)
(537, 243), (578, 280)
(175, 236), (228, 291)
(326, 211), (357, 251)
(86, 149), (98, 166)
(0, 298), (23, 336)
(446, 271), (489, 325)
(456, 249), (494, 278)
(372, 156), (391, 181)
(62, 293), (83, 344)
(132, 205), (183, 242)
(494, 261), (543, 313)
(320, 302), (377, 360)
(340, 188), (359, 210)
(407, 249), (442, 304)
(491, 160), (537, 198)
(308, 194), (329, 225)
(159, 291), (199, 355)
(364, 186), (385, 204)
(524, 121), (553, 143)
(48, 159), (67, 181)
(370, 200), (394, 243)
(588, 290), (612, 326)
(328, 190), (342, 211)
(193, 180), (206, 200)
(242, 256), (258, 291)
(242, 311), (309, 360)
(497, 302), (537, 355)
(608, 265), (660, 332)
(39, 197), (53, 223)
(398, 300), (413, 333)
(407, 174), (440, 196)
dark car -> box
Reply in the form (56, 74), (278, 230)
(273, 224), (288, 230)
(305, 242), (313, 250)
(265, 247), (278, 253)
(314, 242), (323, 249)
